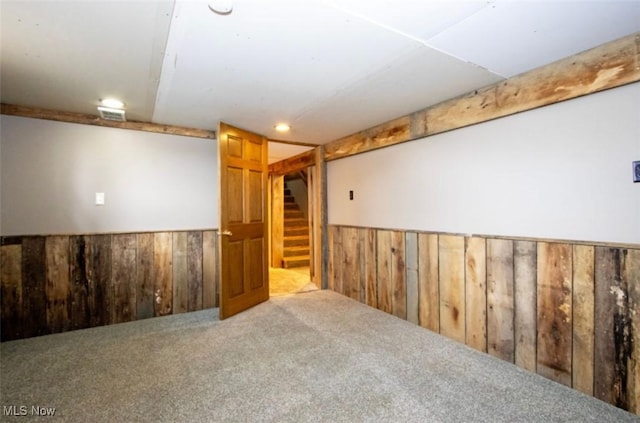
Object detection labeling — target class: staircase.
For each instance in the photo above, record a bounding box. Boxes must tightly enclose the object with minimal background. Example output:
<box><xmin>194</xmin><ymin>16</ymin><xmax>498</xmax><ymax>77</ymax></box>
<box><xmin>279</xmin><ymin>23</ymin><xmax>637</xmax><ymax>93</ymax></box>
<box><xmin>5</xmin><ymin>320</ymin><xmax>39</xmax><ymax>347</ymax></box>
<box><xmin>282</xmin><ymin>183</ymin><xmax>310</xmax><ymax>268</ymax></box>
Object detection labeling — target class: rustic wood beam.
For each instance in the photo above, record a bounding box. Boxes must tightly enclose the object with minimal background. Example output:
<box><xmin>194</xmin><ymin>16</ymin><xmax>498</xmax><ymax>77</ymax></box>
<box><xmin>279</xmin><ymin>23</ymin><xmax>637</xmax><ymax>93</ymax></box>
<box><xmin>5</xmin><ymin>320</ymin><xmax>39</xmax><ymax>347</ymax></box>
<box><xmin>324</xmin><ymin>32</ymin><xmax>640</xmax><ymax>161</ymax></box>
<box><xmin>0</xmin><ymin>104</ymin><xmax>216</xmax><ymax>140</ymax></box>
<box><xmin>268</xmin><ymin>149</ymin><xmax>316</xmax><ymax>176</ymax></box>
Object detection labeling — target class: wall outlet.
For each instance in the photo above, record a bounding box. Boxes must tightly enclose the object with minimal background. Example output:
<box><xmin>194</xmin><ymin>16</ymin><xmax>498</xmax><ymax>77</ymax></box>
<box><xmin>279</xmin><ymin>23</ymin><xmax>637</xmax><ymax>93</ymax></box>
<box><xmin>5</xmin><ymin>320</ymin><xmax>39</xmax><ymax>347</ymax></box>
<box><xmin>95</xmin><ymin>192</ymin><xmax>105</xmax><ymax>205</ymax></box>
<box><xmin>634</xmin><ymin>161</ymin><xmax>640</xmax><ymax>183</ymax></box>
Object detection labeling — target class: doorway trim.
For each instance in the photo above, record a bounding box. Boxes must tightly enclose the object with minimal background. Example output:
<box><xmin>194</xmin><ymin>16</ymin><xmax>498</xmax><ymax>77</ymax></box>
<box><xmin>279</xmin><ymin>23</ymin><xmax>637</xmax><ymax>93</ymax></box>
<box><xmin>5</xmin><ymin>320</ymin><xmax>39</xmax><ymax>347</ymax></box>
<box><xmin>268</xmin><ymin>146</ymin><xmax>327</xmax><ymax>289</ymax></box>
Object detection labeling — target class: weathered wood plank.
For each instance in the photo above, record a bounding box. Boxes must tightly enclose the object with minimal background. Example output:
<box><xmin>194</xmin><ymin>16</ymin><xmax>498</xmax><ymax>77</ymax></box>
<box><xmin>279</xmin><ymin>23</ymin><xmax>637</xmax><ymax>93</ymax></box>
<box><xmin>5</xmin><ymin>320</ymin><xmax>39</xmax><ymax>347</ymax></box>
<box><xmin>357</xmin><ymin>228</ymin><xmax>367</xmax><ymax>304</ymax></box>
<box><xmin>1</xmin><ymin>244</ymin><xmax>23</xmax><ymax>341</ymax></box>
<box><xmin>376</xmin><ymin>230</ymin><xmax>393</xmax><ymax>314</ymax></box>
<box><xmin>136</xmin><ymin>233</ymin><xmax>155</xmax><ymax>320</ymax></box>
<box><xmin>271</xmin><ymin>175</ymin><xmax>284</xmax><ymax>267</ymax></box>
<box><xmin>406</xmin><ymin>232</ymin><xmax>419</xmax><ymax>325</ymax></box>
<box><xmin>324</xmin><ymin>116</ymin><xmax>410</xmax><ymax>161</ymax></box>
<box><xmin>439</xmin><ymin>235</ymin><xmax>465</xmax><ymax>343</ymax></box>
<box><xmin>172</xmin><ymin>232</ymin><xmax>188</xmax><ymax>314</ymax></box>
<box><xmin>327</xmin><ymin>226</ymin><xmax>335</xmax><ymax>292</ymax></box>
<box><xmin>514</xmin><ymin>240</ymin><xmax>537</xmax><ymax>372</ymax></box>
<box><xmin>465</xmin><ymin>236</ymin><xmax>487</xmax><ymax>352</ymax></box>
<box><xmin>625</xmin><ymin>249</ymin><xmax>640</xmax><ymax>415</ymax></box>
<box><xmin>595</xmin><ymin>247</ymin><xmax>639</xmax><ymax>411</ymax></box>
<box><xmin>202</xmin><ymin>230</ymin><xmax>217</xmax><ymax>309</ymax></box>
<box><xmin>154</xmin><ymin>232</ymin><xmax>173</xmax><ymax>316</ymax></box>
<box><xmin>45</xmin><ymin>236</ymin><xmax>70</xmax><ymax>334</ymax></box>
<box><xmin>487</xmin><ymin>238</ymin><xmax>515</xmax><ymax>363</ymax></box>
<box><xmin>87</xmin><ymin>235</ymin><xmax>112</xmax><ymax>328</ymax></box>
<box><xmin>187</xmin><ymin>231</ymin><xmax>203</xmax><ymax>311</ymax></box>
<box><xmin>323</xmin><ymin>33</ymin><xmax>640</xmax><ymax>162</ymax></box>
<box><xmin>69</xmin><ymin>236</ymin><xmax>89</xmax><ymax>330</ymax></box>
<box><xmin>418</xmin><ymin>233</ymin><xmax>439</xmax><ymax>333</ymax></box>
<box><xmin>331</xmin><ymin>226</ymin><xmax>343</xmax><ymax>294</ymax></box>
<box><xmin>595</xmin><ymin>247</ymin><xmax>617</xmax><ymax>405</ymax></box>
<box><xmin>1</xmin><ymin>103</ymin><xmax>216</xmax><ymax>139</ymax></box>
<box><xmin>495</xmin><ymin>33</ymin><xmax>640</xmax><ymax>122</ymax></box>
<box><xmin>342</xmin><ymin>227</ymin><xmax>360</xmax><ymax>300</ymax></box>
<box><xmin>363</xmin><ymin>228</ymin><xmax>377</xmax><ymax>308</ymax></box>
<box><xmin>22</xmin><ymin>237</ymin><xmax>47</xmax><ymax>338</ymax></box>
<box><xmin>111</xmin><ymin>234</ymin><xmax>137</xmax><ymax>324</ymax></box>
<box><xmin>391</xmin><ymin>231</ymin><xmax>407</xmax><ymax>320</ymax></box>
<box><xmin>573</xmin><ymin>245</ymin><xmax>595</xmax><ymax>396</ymax></box>
<box><xmin>537</xmin><ymin>242</ymin><xmax>572</xmax><ymax>386</ymax></box>
<box><xmin>314</xmin><ymin>146</ymin><xmax>328</xmax><ymax>290</ymax></box>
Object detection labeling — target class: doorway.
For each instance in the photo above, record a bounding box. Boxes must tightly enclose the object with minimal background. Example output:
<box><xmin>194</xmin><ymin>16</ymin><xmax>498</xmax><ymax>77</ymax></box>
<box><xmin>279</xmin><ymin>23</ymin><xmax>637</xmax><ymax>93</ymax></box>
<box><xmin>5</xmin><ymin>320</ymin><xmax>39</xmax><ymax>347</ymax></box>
<box><xmin>269</xmin><ymin>171</ymin><xmax>315</xmax><ymax>296</ymax></box>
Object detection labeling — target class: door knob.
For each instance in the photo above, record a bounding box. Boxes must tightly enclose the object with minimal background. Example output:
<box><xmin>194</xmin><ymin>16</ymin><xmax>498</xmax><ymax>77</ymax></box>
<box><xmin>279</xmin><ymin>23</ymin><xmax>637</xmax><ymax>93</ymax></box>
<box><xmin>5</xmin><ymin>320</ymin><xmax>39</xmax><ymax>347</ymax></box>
<box><xmin>219</xmin><ymin>230</ymin><xmax>233</xmax><ymax>236</ymax></box>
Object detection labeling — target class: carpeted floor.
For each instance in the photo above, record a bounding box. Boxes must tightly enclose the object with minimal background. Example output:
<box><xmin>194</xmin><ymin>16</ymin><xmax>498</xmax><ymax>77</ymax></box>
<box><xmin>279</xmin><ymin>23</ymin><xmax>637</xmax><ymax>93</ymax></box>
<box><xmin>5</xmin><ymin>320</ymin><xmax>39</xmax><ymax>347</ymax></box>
<box><xmin>269</xmin><ymin>267</ymin><xmax>317</xmax><ymax>296</ymax></box>
<box><xmin>1</xmin><ymin>290</ymin><xmax>637</xmax><ymax>422</ymax></box>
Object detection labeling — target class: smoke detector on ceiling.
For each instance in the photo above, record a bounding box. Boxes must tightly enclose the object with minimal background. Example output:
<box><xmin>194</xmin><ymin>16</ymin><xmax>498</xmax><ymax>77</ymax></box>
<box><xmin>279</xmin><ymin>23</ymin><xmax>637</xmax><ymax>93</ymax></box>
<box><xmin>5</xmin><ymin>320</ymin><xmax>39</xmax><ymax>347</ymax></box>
<box><xmin>97</xmin><ymin>106</ymin><xmax>126</xmax><ymax>122</ymax></box>
<box><xmin>208</xmin><ymin>0</ymin><xmax>233</xmax><ymax>15</ymax></box>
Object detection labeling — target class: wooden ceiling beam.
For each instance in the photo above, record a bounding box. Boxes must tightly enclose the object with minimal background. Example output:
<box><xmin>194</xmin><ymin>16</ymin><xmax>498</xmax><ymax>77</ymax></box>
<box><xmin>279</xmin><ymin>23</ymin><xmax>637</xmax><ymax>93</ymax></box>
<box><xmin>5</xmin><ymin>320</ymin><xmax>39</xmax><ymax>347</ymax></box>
<box><xmin>268</xmin><ymin>149</ymin><xmax>316</xmax><ymax>176</ymax></box>
<box><xmin>0</xmin><ymin>104</ymin><xmax>216</xmax><ymax>140</ymax></box>
<box><xmin>324</xmin><ymin>32</ymin><xmax>640</xmax><ymax>162</ymax></box>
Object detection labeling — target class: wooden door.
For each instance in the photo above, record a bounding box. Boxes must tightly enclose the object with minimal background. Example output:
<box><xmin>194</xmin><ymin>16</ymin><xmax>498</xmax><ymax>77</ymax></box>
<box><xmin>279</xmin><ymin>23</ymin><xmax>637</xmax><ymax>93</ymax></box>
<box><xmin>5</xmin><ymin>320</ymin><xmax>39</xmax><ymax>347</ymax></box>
<box><xmin>218</xmin><ymin>122</ymin><xmax>269</xmax><ymax>319</ymax></box>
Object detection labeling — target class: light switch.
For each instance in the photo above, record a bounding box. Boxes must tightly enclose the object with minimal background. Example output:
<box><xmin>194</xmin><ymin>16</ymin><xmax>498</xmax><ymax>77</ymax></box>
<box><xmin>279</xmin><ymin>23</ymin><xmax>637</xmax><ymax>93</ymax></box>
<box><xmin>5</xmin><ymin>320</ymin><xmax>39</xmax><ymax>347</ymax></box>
<box><xmin>95</xmin><ymin>192</ymin><xmax>105</xmax><ymax>206</ymax></box>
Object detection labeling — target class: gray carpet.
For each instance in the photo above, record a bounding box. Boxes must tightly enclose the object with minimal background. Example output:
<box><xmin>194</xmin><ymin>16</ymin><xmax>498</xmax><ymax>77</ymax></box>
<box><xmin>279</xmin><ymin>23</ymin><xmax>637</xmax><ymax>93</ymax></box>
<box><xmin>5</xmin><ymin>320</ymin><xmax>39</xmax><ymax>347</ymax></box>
<box><xmin>1</xmin><ymin>290</ymin><xmax>637</xmax><ymax>422</ymax></box>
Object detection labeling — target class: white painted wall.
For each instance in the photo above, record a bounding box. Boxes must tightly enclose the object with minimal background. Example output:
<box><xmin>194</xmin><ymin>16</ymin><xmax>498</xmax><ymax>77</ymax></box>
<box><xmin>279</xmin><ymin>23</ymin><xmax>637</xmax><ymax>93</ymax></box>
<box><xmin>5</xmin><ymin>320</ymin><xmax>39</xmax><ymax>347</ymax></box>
<box><xmin>328</xmin><ymin>83</ymin><xmax>640</xmax><ymax>245</ymax></box>
<box><xmin>1</xmin><ymin>115</ymin><xmax>218</xmax><ymax>236</ymax></box>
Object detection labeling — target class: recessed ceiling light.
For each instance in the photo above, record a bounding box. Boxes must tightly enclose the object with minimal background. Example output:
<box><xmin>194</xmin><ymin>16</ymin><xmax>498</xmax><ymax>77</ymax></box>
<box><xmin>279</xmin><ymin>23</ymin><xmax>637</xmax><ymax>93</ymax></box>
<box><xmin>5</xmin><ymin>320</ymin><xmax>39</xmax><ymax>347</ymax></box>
<box><xmin>208</xmin><ymin>0</ymin><xmax>233</xmax><ymax>15</ymax></box>
<box><xmin>274</xmin><ymin>123</ymin><xmax>291</xmax><ymax>132</ymax></box>
<box><xmin>100</xmin><ymin>98</ymin><xmax>125</xmax><ymax>109</ymax></box>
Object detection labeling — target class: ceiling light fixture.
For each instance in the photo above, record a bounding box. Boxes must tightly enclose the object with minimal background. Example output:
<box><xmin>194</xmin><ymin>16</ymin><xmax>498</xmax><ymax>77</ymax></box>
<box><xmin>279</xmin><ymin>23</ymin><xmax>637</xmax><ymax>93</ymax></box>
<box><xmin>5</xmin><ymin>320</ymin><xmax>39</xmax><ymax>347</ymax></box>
<box><xmin>100</xmin><ymin>98</ymin><xmax>125</xmax><ymax>109</ymax></box>
<box><xmin>208</xmin><ymin>0</ymin><xmax>233</xmax><ymax>15</ymax></box>
<box><xmin>274</xmin><ymin>123</ymin><xmax>291</xmax><ymax>132</ymax></box>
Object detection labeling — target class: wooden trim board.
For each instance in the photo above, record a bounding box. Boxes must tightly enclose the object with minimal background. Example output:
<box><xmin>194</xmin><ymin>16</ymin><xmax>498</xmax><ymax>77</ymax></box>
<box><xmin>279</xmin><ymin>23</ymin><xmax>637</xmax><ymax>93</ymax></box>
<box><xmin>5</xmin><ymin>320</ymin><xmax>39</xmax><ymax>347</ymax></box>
<box><xmin>1</xmin><ymin>103</ymin><xmax>216</xmax><ymax>140</ymax></box>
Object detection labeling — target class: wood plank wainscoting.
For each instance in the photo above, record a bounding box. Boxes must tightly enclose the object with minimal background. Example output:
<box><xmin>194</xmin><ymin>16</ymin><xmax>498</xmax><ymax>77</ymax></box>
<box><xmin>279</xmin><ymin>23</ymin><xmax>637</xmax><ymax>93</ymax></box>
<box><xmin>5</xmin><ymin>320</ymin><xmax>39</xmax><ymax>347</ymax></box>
<box><xmin>328</xmin><ymin>225</ymin><xmax>640</xmax><ymax>415</ymax></box>
<box><xmin>0</xmin><ymin>230</ymin><xmax>219</xmax><ymax>342</ymax></box>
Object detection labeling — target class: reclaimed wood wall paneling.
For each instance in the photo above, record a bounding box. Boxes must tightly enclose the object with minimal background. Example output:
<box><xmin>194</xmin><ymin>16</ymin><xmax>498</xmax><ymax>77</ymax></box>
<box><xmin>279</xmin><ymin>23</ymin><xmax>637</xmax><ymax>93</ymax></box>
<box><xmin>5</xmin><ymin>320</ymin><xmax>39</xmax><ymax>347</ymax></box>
<box><xmin>112</xmin><ymin>234</ymin><xmax>137</xmax><ymax>324</ymax></box>
<box><xmin>136</xmin><ymin>233</ymin><xmax>155</xmax><ymax>320</ymax></box>
<box><xmin>418</xmin><ymin>233</ymin><xmax>439</xmax><ymax>332</ymax></box>
<box><xmin>45</xmin><ymin>236</ymin><xmax>71</xmax><ymax>334</ymax></box>
<box><xmin>326</xmin><ymin>224</ymin><xmax>640</xmax><ymax>415</ymax></box>
<box><xmin>0</xmin><ymin>230</ymin><xmax>219</xmax><ymax>342</ymax></box>
<box><xmin>465</xmin><ymin>237</ymin><xmax>487</xmax><ymax>352</ymax></box>
<box><xmin>486</xmin><ymin>238</ymin><xmax>514</xmax><ymax>362</ymax></box>
<box><xmin>572</xmin><ymin>245</ymin><xmax>595</xmax><ymax>395</ymax></box>
<box><xmin>1</xmin><ymin>245</ymin><xmax>23</xmax><ymax>341</ymax></box>
<box><xmin>536</xmin><ymin>242</ymin><xmax>573</xmax><ymax>386</ymax></box>
<box><xmin>514</xmin><ymin>240</ymin><xmax>537</xmax><ymax>372</ymax></box>
<box><xmin>438</xmin><ymin>235</ymin><xmax>465</xmax><ymax>343</ymax></box>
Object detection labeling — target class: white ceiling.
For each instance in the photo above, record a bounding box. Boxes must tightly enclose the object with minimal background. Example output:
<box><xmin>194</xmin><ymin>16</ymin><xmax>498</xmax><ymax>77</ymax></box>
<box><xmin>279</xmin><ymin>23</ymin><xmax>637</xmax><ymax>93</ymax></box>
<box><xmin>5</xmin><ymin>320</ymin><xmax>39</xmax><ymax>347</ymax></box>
<box><xmin>1</xmin><ymin>0</ymin><xmax>639</xmax><ymax>160</ymax></box>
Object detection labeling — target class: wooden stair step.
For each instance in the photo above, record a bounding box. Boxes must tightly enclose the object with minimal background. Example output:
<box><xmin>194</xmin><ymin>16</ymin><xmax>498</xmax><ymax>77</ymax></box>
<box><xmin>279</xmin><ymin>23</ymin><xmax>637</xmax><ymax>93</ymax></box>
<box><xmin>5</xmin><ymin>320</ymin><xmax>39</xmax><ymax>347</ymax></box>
<box><xmin>285</xmin><ymin>227</ymin><xmax>308</xmax><ymax>236</ymax></box>
<box><xmin>284</xmin><ymin>236</ymin><xmax>309</xmax><ymax>247</ymax></box>
<box><xmin>285</xmin><ymin>210</ymin><xmax>304</xmax><ymax>218</ymax></box>
<box><xmin>284</xmin><ymin>217</ymin><xmax>309</xmax><ymax>226</ymax></box>
<box><xmin>283</xmin><ymin>255</ymin><xmax>310</xmax><ymax>268</ymax></box>
<box><xmin>283</xmin><ymin>246</ymin><xmax>310</xmax><ymax>257</ymax></box>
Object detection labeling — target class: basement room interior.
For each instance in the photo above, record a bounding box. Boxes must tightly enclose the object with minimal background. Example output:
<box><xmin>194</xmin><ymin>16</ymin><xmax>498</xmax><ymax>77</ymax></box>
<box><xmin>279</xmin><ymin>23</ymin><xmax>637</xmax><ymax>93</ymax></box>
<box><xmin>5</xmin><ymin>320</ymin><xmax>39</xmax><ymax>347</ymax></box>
<box><xmin>1</xmin><ymin>1</ymin><xmax>639</xmax><ymax>421</ymax></box>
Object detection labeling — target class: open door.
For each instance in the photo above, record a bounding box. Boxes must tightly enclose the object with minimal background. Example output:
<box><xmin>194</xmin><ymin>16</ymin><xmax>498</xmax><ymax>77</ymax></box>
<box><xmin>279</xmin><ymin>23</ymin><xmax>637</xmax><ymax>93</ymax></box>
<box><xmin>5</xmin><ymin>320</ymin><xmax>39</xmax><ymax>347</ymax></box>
<box><xmin>218</xmin><ymin>122</ymin><xmax>269</xmax><ymax>319</ymax></box>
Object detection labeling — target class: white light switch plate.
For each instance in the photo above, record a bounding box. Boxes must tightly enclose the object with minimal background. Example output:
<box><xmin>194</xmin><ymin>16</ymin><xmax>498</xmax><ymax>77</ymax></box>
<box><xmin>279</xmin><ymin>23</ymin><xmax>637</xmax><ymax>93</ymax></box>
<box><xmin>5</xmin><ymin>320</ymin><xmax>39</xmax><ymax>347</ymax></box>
<box><xmin>95</xmin><ymin>192</ymin><xmax>105</xmax><ymax>205</ymax></box>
